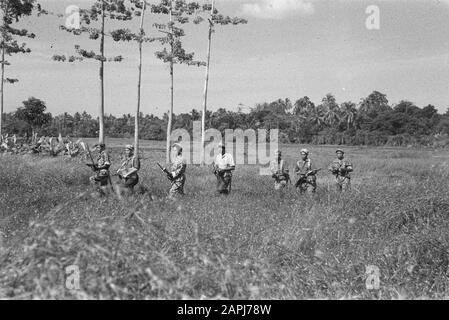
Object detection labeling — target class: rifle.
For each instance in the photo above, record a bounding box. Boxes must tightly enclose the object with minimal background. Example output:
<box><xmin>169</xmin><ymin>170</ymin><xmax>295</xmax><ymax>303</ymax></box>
<box><xmin>115</xmin><ymin>159</ymin><xmax>128</xmax><ymax>179</ymax></box>
<box><xmin>295</xmin><ymin>168</ymin><xmax>321</xmax><ymax>188</ymax></box>
<box><xmin>157</xmin><ymin>162</ymin><xmax>174</xmax><ymax>181</ymax></box>
<box><xmin>213</xmin><ymin>163</ymin><xmax>234</xmax><ymax>193</ymax></box>
<box><xmin>85</xmin><ymin>143</ymin><xmax>114</xmax><ymax>192</ymax></box>
<box><xmin>272</xmin><ymin>172</ymin><xmax>291</xmax><ymax>185</ymax></box>
<box><xmin>84</xmin><ymin>143</ymin><xmax>97</xmax><ymax>171</ymax></box>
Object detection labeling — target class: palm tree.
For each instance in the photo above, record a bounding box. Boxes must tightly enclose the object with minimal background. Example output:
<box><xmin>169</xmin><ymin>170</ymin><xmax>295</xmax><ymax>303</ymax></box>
<box><xmin>321</xmin><ymin>93</ymin><xmax>340</xmax><ymax>128</ymax></box>
<box><xmin>294</xmin><ymin>96</ymin><xmax>315</xmax><ymax>117</ymax></box>
<box><xmin>340</xmin><ymin>101</ymin><xmax>357</xmax><ymax>130</ymax></box>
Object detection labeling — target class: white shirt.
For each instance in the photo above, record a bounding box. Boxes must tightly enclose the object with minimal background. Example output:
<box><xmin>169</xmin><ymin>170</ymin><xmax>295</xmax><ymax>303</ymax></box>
<box><xmin>214</xmin><ymin>153</ymin><xmax>235</xmax><ymax>170</ymax></box>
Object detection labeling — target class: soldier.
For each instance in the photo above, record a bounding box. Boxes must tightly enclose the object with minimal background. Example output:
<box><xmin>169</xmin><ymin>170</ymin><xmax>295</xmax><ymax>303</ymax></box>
<box><xmin>167</xmin><ymin>143</ymin><xmax>187</xmax><ymax>199</ymax></box>
<box><xmin>213</xmin><ymin>142</ymin><xmax>235</xmax><ymax>195</ymax></box>
<box><xmin>270</xmin><ymin>150</ymin><xmax>290</xmax><ymax>191</ymax></box>
<box><xmin>295</xmin><ymin>148</ymin><xmax>318</xmax><ymax>194</ymax></box>
<box><xmin>116</xmin><ymin>144</ymin><xmax>140</xmax><ymax>192</ymax></box>
<box><xmin>87</xmin><ymin>143</ymin><xmax>111</xmax><ymax>193</ymax></box>
<box><xmin>329</xmin><ymin>149</ymin><xmax>353</xmax><ymax>192</ymax></box>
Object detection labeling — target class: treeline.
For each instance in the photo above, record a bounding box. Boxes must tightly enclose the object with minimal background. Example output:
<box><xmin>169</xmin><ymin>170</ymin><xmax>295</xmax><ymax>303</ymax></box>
<box><xmin>4</xmin><ymin>91</ymin><xmax>449</xmax><ymax>147</ymax></box>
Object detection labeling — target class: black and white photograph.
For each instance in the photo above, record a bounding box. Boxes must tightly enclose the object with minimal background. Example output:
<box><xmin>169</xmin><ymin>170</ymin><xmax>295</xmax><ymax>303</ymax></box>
<box><xmin>1</xmin><ymin>0</ymin><xmax>449</xmax><ymax>304</ymax></box>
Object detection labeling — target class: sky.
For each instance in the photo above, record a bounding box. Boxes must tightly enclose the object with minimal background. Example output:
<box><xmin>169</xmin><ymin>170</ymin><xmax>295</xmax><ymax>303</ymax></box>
<box><xmin>3</xmin><ymin>0</ymin><xmax>449</xmax><ymax>117</ymax></box>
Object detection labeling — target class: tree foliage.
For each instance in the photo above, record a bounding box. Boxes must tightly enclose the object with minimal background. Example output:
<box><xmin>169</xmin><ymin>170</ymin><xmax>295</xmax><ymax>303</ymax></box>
<box><xmin>4</xmin><ymin>91</ymin><xmax>449</xmax><ymax>147</ymax></box>
<box><xmin>15</xmin><ymin>97</ymin><xmax>51</xmax><ymax>134</ymax></box>
<box><xmin>0</xmin><ymin>0</ymin><xmax>42</xmax><ymax>84</ymax></box>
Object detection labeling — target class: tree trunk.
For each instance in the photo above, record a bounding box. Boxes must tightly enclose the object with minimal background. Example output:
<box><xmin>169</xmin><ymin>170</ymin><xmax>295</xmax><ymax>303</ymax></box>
<box><xmin>0</xmin><ymin>3</ymin><xmax>6</xmax><ymax>140</ymax></box>
<box><xmin>200</xmin><ymin>0</ymin><xmax>215</xmax><ymax>165</ymax></box>
<box><xmin>0</xmin><ymin>44</ymin><xmax>4</xmax><ymax>139</ymax></box>
<box><xmin>135</xmin><ymin>0</ymin><xmax>146</xmax><ymax>157</ymax></box>
<box><xmin>98</xmin><ymin>0</ymin><xmax>106</xmax><ymax>144</ymax></box>
<box><xmin>166</xmin><ymin>0</ymin><xmax>173</xmax><ymax>164</ymax></box>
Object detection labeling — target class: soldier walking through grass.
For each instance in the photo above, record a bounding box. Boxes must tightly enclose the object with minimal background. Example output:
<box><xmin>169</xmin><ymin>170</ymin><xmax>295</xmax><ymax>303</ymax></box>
<box><xmin>166</xmin><ymin>143</ymin><xmax>187</xmax><ymax>199</ymax></box>
<box><xmin>270</xmin><ymin>150</ymin><xmax>290</xmax><ymax>191</ymax></box>
<box><xmin>329</xmin><ymin>149</ymin><xmax>353</xmax><ymax>192</ymax></box>
<box><xmin>295</xmin><ymin>149</ymin><xmax>318</xmax><ymax>194</ymax></box>
<box><xmin>87</xmin><ymin>143</ymin><xmax>111</xmax><ymax>194</ymax></box>
<box><xmin>116</xmin><ymin>144</ymin><xmax>140</xmax><ymax>193</ymax></box>
<box><xmin>213</xmin><ymin>142</ymin><xmax>235</xmax><ymax>195</ymax></box>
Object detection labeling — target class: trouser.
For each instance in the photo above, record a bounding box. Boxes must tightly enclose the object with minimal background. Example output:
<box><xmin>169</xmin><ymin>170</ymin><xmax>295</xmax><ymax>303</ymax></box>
<box><xmin>169</xmin><ymin>177</ymin><xmax>185</xmax><ymax>198</ymax></box>
<box><xmin>298</xmin><ymin>177</ymin><xmax>317</xmax><ymax>194</ymax></box>
<box><xmin>90</xmin><ymin>174</ymin><xmax>109</xmax><ymax>187</ymax></box>
<box><xmin>274</xmin><ymin>180</ymin><xmax>288</xmax><ymax>191</ymax></box>
<box><xmin>122</xmin><ymin>175</ymin><xmax>139</xmax><ymax>190</ymax></box>
<box><xmin>89</xmin><ymin>173</ymin><xmax>110</xmax><ymax>195</ymax></box>
<box><xmin>335</xmin><ymin>177</ymin><xmax>351</xmax><ymax>192</ymax></box>
<box><xmin>216</xmin><ymin>174</ymin><xmax>232</xmax><ymax>194</ymax></box>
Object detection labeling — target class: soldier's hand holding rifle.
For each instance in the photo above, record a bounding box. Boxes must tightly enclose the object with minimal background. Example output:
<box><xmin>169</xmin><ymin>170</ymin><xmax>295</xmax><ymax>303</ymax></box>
<box><xmin>295</xmin><ymin>168</ymin><xmax>321</xmax><ymax>188</ymax></box>
<box><xmin>84</xmin><ymin>143</ymin><xmax>98</xmax><ymax>172</ymax></box>
<box><xmin>157</xmin><ymin>162</ymin><xmax>174</xmax><ymax>181</ymax></box>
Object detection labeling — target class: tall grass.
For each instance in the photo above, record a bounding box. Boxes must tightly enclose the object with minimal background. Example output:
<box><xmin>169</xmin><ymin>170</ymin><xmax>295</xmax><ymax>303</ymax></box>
<box><xmin>1</xmin><ymin>146</ymin><xmax>449</xmax><ymax>299</ymax></box>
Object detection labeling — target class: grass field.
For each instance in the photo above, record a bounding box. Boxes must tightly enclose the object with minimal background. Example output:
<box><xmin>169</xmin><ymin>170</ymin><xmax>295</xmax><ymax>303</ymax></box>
<box><xmin>1</xmin><ymin>141</ymin><xmax>449</xmax><ymax>299</ymax></box>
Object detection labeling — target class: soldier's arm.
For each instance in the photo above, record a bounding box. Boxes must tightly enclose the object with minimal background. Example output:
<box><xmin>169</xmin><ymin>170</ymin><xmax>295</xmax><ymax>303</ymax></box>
<box><xmin>123</xmin><ymin>158</ymin><xmax>140</xmax><ymax>178</ymax></box>
<box><xmin>171</xmin><ymin>160</ymin><xmax>187</xmax><ymax>179</ymax></box>
<box><xmin>227</xmin><ymin>155</ymin><xmax>236</xmax><ymax>171</ymax></box>
<box><xmin>97</xmin><ymin>152</ymin><xmax>111</xmax><ymax>170</ymax></box>
<box><xmin>307</xmin><ymin>160</ymin><xmax>313</xmax><ymax>171</ymax></box>
<box><xmin>345</xmin><ymin>161</ymin><xmax>353</xmax><ymax>173</ymax></box>
<box><xmin>134</xmin><ymin>157</ymin><xmax>141</xmax><ymax>171</ymax></box>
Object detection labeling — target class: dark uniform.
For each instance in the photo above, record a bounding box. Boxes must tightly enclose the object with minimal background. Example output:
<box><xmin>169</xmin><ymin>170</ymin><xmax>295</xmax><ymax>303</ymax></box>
<box><xmin>89</xmin><ymin>145</ymin><xmax>111</xmax><ymax>187</ymax></box>
<box><xmin>270</xmin><ymin>151</ymin><xmax>289</xmax><ymax>190</ymax></box>
<box><xmin>329</xmin><ymin>149</ymin><xmax>353</xmax><ymax>192</ymax></box>
<box><xmin>213</xmin><ymin>143</ymin><xmax>235</xmax><ymax>195</ymax></box>
<box><xmin>169</xmin><ymin>153</ymin><xmax>187</xmax><ymax>198</ymax></box>
<box><xmin>295</xmin><ymin>149</ymin><xmax>317</xmax><ymax>194</ymax></box>
<box><xmin>117</xmin><ymin>153</ymin><xmax>140</xmax><ymax>190</ymax></box>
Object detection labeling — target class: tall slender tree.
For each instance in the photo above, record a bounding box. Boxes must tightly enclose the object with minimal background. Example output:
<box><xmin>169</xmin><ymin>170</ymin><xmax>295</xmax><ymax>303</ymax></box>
<box><xmin>134</xmin><ymin>0</ymin><xmax>146</xmax><ymax>157</ymax></box>
<box><xmin>152</xmin><ymin>0</ymin><xmax>205</xmax><ymax>163</ymax></box>
<box><xmin>0</xmin><ymin>0</ymin><xmax>40</xmax><ymax>138</ymax></box>
<box><xmin>111</xmin><ymin>0</ymin><xmax>151</xmax><ymax>156</ymax></box>
<box><xmin>53</xmin><ymin>0</ymin><xmax>133</xmax><ymax>144</ymax></box>
<box><xmin>199</xmin><ymin>0</ymin><xmax>246</xmax><ymax>165</ymax></box>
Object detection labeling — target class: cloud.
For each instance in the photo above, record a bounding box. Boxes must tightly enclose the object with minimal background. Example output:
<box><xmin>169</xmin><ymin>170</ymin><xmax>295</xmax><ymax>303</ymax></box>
<box><xmin>241</xmin><ymin>0</ymin><xmax>315</xmax><ymax>19</ymax></box>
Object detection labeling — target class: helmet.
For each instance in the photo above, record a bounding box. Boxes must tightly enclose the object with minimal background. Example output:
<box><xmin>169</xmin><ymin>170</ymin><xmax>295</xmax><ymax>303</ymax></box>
<box><xmin>125</xmin><ymin>144</ymin><xmax>134</xmax><ymax>151</ymax></box>
<box><xmin>336</xmin><ymin>149</ymin><xmax>345</xmax><ymax>154</ymax></box>
<box><xmin>300</xmin><ymin>148</ymin><xmax>309</xmax><ymax>155</ymax></box>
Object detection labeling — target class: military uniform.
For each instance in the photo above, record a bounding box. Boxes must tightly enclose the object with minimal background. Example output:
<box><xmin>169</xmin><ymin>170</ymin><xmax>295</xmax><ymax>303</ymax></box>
<box><xmin>329</xmin><ymin>150</ymin><xmax>353</xmax><ymax>192</ymax></box>
<box><xmin>89</xmin><ymin>149</ymin><xmax>111</xmax><ymax>187</ymax></box>
<box><xmin>270</xmin><ymin>158</ymin><xmax>289</xmax><ymax>190</ymax></box>
<box><xmin>214</xmin><ymin>153</ymin><xmax>235</xmax><ymax>194</ymax></box>
<box><xmin>295</xmin><ymin>157</ymin><xmax>317</xmax><ymax>193</ymax></box>
<box><xmin>169</xmin><ymin>154</ymin><xmax>187</xmax><ymax>198</ymax></box>
<box><xmin>117</xmin><ymin>154</ymin><xmax>140</xmax><ymax>190</ymax></box>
